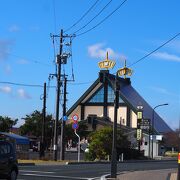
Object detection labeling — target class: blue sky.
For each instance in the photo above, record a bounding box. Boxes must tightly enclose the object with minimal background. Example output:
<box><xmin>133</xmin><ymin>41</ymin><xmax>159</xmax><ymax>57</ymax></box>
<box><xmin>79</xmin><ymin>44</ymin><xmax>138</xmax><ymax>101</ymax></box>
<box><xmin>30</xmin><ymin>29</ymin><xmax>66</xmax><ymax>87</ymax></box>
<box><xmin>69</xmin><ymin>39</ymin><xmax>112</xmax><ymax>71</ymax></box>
<box><xmin>0</xmin><ymin>0</ymin><xmax>179</xmax><ymax>130</ymax></box>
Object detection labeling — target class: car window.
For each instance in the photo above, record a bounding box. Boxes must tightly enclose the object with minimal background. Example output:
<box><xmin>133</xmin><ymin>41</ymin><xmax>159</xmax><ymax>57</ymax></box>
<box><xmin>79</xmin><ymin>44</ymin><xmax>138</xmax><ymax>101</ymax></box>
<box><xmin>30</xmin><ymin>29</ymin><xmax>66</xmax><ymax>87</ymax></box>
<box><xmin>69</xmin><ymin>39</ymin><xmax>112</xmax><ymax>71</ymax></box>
<box><xmin>0</xmin><ymin>143</ymin><xmax>11</xmax><ymax>155</ymax></box>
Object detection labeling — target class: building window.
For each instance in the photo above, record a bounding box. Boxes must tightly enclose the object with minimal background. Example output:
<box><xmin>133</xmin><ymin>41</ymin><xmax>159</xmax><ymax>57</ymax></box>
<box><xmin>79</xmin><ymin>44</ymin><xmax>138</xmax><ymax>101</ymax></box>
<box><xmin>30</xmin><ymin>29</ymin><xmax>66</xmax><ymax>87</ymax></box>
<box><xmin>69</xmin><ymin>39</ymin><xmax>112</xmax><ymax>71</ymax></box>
<box><xmin>107</xmin><ymin>85</ymin><xmax>124</xmax><ymax>103</ymax></box>
<box><xmin>89</xmin><ymin>87</ymin><xmax>104</xmax><ymax>103</ymax></box>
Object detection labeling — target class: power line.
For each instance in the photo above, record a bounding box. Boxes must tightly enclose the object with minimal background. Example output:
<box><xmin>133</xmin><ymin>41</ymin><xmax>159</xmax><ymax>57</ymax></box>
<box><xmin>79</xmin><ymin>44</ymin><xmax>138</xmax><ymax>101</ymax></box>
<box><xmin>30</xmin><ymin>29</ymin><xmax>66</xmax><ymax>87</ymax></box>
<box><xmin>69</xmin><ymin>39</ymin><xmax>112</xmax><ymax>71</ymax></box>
<box><xmin>128</xmin><ymin>32</ymin><xmax>180</xmax><ymax>67</ymax></box>
<box><xmin>69</xmin><ymin>81</ymin><xmax>94</xmax><ymax>85</ymax></box>
<box><xmin>7</xmin><ymin>52</ymin><xmax>51</xmax><ymax>66</ymax></box>
<box><xmin>52</xmin><ymin>0</ymin><xmax>57</xmax><ymax>34</ymax></box>
<box><xmin>73</xmin><ymin>0</ymin><xmax>112</xmax><ymax>35</ymax></box>
<box><xmin>76</xmin><ymin>0</ymin><xmax>128</xmax><ymax>37</ymax></box>
<box><xmin>0</xmin><ymin>81</ymin><xmax>55</xmax><ymax>88</ymax></box>
<box><xmin>64</xmin><ymin>0</ymin><xmax>101</xmax><ymax>33</ymax></box>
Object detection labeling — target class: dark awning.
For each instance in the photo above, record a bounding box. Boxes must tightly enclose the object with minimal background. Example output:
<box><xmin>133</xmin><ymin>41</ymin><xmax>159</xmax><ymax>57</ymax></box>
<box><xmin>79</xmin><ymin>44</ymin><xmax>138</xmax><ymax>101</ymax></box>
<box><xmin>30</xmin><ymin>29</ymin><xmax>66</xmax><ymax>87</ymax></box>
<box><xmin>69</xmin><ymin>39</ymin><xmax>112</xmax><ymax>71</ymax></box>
<box><xmin>0</xmin><ymin>132</ymin><xmax>29</xmax><ymax>145</ymax></box>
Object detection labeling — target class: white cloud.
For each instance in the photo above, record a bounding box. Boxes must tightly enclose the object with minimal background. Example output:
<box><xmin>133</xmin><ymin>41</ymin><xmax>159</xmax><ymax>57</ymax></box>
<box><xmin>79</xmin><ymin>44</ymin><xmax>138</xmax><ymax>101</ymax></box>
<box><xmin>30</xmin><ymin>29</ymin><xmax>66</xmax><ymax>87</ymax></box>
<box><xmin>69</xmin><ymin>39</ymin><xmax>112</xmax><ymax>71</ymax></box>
<box><xmin>150</xmin><ymin>86</ymin><xmax>177</xmax><ymax>97</ymax></box>
<box><xmin>8</xmin><ymin>25</ymin><xmax>20</xmax><ymax>32</ymax></box>
<box><xmin>0</xmin><ymin>39</ymin><xmax>13</xmax><ymax>61</ymax></box>
<box><xmin>5</xmin><ymin>65</ymin><xmax>11</xmax><ymax>74</ymax></box>
<box><xmin>17</xmin><ymin>59</ymin><xmax>29</xmax><ymax>65</ymax></box>
<box><xmin>17</xmin><ymin>89</ymin><xmax>31</xmax><ymax>99</ymax></box>
<box><xmin>0</xmin><ymin>86</ymin><xmax>12</xmax><ymax>94</ymax></box>
<box><xmin>29</xmin><ymin>26</ymin><xmax>40</xmax><ymax>31</ymax></box>
<box><xmin>88</xmin><ymin>43</ymin><xmax>126</xmax><ymax>61</ymax></box>
<box><xmin>153</xmin><ymin>52</ymin><xmax>180</xmax><ymax>62</ymax></box>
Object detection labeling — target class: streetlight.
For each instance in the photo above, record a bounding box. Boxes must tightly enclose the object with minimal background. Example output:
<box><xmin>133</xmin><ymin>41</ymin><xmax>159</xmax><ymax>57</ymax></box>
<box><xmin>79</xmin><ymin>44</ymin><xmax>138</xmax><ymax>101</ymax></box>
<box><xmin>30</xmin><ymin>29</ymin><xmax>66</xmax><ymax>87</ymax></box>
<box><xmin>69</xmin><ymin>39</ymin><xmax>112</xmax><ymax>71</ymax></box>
<box><xmin>151</xmin><ymin>103</ymin><xmax>168</xmax><ymax>159</ymax></box>
<box><xmin>98</xmin><ymin>54</ymin><xmax>132</xmax><ymax>178</ymax></box>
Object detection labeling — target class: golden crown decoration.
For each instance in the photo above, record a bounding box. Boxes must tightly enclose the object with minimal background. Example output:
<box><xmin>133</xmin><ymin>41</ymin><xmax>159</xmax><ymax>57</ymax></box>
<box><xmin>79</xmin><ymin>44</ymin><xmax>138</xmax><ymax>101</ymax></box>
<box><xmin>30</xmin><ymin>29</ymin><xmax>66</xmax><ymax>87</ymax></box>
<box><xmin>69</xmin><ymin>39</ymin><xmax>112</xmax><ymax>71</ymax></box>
<box><xmin>117</xmin><ymin>59</ymin><xmax>133</xmax><ymax>78</ymax></box>
<box><xmin>98</xmin><ymin>52</ymin><xmax>116</xmax><ymax>70</ymax></box>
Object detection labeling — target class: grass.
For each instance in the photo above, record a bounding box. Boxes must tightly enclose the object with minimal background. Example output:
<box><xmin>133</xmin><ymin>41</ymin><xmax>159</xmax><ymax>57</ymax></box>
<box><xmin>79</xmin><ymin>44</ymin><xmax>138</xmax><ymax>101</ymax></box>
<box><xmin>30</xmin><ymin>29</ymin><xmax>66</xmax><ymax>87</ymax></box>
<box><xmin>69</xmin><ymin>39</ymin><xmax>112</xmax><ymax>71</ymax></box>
<box><xmin>18</xmin><ymin>159</ymin><xmax>68</xmax><ymax>164</ymax></box>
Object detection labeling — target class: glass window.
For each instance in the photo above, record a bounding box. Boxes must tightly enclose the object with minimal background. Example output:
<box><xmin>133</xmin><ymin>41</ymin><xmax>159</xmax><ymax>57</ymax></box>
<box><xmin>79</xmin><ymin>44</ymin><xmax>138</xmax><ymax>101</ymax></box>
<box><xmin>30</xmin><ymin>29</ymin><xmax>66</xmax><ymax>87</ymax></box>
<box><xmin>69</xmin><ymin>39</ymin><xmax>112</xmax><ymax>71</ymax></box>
<box><xmin>0</xmin><ymin>144</ymin><xmax>11</xmax><ymax>155</ymax></box>
<box><xmin>89</xmin><ymin>87</ymin><xmax>104</xmax><ymax>103</ymax></box>
<box><xmin>107</xmin><ymin>85</ymin><xmax>124</xmax><ymax>103</ymax></box>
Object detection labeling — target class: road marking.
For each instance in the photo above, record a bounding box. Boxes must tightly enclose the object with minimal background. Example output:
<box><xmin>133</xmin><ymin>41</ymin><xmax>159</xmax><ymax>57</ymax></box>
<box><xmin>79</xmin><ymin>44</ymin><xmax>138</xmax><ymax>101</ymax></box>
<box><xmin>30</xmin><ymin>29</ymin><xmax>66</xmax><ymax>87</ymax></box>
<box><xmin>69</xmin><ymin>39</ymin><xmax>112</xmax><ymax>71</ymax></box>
<box><xmin>21</xmin><ymin>173</ymin><xmax>90</xmax><ymax>179</ymax></box>
<box><xmin>20</xmin><ymin>170</ymin><xmax>54</xmax><ymax>174</ymax></box>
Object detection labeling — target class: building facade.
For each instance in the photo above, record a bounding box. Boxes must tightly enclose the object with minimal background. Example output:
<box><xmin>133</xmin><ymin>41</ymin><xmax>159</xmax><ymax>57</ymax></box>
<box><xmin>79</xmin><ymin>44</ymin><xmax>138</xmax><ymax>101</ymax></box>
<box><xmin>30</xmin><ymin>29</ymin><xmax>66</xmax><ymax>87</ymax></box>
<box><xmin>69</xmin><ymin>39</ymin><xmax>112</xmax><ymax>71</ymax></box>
<box><xmin>66</xmin><ymin>69</ymin><xmax>172</xmax><ymax>157</ymax></box>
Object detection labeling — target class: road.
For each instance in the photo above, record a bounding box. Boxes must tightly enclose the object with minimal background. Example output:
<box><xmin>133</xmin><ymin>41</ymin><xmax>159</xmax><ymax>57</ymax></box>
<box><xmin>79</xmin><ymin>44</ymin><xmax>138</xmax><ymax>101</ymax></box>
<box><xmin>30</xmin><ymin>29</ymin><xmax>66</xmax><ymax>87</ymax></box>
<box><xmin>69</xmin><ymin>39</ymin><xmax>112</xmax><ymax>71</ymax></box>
<box><xmin>17</xmin><ymin>160</ymin><xmax>177</xmax><ymax>180</ymax></box>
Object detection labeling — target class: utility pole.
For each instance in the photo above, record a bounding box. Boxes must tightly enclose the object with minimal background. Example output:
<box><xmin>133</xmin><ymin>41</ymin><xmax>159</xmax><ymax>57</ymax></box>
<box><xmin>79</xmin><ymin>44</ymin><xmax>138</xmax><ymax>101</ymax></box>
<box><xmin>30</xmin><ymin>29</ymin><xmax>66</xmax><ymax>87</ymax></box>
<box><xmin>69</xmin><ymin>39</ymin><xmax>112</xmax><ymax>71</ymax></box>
<box><xmin>53</xmin><ymin>29</ymin><xmax>63</xmax><ymax>161</ymax></box>
<box><xmin>40</xmin><ymin>82</ymin><xmax>46</xmax><ymax>158</ymax></box>
<box><xmin>60</xmin><ymin>76</ymin><xmax>67</xmax><ymax>160</ymax></box>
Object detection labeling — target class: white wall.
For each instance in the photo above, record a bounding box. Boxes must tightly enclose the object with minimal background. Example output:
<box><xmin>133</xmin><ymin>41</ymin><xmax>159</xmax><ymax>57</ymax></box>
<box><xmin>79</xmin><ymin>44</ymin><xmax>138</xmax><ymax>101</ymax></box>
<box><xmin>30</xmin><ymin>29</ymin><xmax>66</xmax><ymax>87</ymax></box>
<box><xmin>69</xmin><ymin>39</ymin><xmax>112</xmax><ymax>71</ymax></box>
<box><xmin>131</xmin><ymin>110</ymin><xmax>137</xmax><ymax>128</ymax></box>
<box><xmin>107</xmin><ymin>106</ymin><xmax>127</xmax><ymax>125</ymax></box>
<box><xmin>84</xmin><ymin>106</ymin><xmax>103</xmax><ymax>119</ymax></box>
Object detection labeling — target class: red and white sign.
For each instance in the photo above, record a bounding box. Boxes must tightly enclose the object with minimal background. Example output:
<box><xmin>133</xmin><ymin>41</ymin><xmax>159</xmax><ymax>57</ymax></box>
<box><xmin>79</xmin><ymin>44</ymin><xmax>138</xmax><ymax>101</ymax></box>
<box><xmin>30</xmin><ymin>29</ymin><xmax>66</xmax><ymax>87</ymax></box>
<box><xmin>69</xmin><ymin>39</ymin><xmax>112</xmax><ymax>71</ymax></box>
<box><xmin>72</xmin><ymin>114</ymin><xmax>79</xmax><ymax>122</ymax></box>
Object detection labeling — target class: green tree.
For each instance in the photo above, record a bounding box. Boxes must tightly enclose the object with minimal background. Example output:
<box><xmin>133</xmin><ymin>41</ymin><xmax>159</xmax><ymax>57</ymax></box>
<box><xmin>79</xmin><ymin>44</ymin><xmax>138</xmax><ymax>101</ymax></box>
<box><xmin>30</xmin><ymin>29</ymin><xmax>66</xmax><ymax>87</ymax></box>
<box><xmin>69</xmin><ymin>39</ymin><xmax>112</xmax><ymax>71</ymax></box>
<box><xmin>64</xmin><ymin>121</ymin><xmax>89</xmax><ymax>145</ymax></box>
<box><xmin>19</xmin><ymin>110</ymin><xmax>55</xmax><ymax>148</ymax></box>
<box><xmin>87</xmin><ymin>127</ymin><xmax>130</xmax><ymax>160</ymax></box>
<box><xmin>0</xmin><ymin>116</ymin><xmax>18</xmax><ymax>132</ymax></box>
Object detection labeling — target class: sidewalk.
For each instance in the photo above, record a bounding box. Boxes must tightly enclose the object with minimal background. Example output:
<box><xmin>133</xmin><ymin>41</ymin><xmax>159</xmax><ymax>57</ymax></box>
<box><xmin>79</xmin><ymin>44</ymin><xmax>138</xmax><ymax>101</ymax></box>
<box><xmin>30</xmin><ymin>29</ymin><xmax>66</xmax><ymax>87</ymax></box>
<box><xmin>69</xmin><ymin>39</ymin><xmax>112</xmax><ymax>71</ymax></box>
<box><xmin>109</xmin><ymin>169</ymin><xmax>177</xmax><ymax>180</ymax></box>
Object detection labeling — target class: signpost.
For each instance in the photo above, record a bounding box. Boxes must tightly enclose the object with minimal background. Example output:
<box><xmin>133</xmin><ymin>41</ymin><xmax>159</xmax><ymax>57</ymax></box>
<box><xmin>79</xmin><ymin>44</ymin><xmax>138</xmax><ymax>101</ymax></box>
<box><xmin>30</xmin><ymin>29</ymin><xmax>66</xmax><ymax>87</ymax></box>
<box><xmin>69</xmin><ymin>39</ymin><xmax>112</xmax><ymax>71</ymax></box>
<box><xmin>71</xmin><ymin>114</ymin><xmax>80</xmax><ymax>162</ymax></box>
<box><xmin>74</xmin><ymin>129</ymin><xmax>80</xmax><ymax>162</ymax></box>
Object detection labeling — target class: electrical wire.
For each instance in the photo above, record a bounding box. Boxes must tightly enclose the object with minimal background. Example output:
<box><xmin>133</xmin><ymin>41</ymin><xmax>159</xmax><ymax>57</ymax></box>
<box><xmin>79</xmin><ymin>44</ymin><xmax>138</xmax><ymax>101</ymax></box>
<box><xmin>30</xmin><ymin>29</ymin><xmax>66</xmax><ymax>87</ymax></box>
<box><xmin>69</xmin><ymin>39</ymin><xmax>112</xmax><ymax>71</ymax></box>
<box><xmin>69</xmin><ymin>81</ymin><xmax>94</xmax><ymax>85</ymax></box>
<box><xmin>128</xmin><ymin>32</ymin><xmax>180</xmax><ymax>67</ymax></box>
<box><xmin>64</xmin><ymin>0</ymin><xmax>101</xmax><ymax>33</ymax></box>
<box><xmin>52</xmin><ymin>0</ymin><xmax>57</xmax><ymax>34</ymax></box>
<box><xmin>76</xmin><ymin>0</ymin><xmax>128</xmax><ymax>37</ymax></box>
<box><xmin>0</xmin><ymin>81</ymin><xmax>55</xmax><ymax>88</ymax></box>
<box><xmin>73</xmin><ymin>0</ymin><xmax>112</xmax><ymax>35</ymax></box>
<box><xmin>7</xmin><ymin>52</ymin><xmax>51</xmax><ymax>66</ymax></box>
<box><xmin>70</xmin><ymin>38</ymin><xmax>75</xmax><ymax>81</ymax></box>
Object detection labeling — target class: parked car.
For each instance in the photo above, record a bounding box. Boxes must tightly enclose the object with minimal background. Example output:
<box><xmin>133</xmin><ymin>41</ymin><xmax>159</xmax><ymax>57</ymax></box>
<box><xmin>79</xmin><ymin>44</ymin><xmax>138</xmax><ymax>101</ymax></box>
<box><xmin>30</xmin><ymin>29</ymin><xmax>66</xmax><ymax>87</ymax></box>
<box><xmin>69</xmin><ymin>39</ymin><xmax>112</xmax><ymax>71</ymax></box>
<box><xmin>0</xmin><ymin>141</ymin><xmax>18</xmax><ymax>180</ymax></box>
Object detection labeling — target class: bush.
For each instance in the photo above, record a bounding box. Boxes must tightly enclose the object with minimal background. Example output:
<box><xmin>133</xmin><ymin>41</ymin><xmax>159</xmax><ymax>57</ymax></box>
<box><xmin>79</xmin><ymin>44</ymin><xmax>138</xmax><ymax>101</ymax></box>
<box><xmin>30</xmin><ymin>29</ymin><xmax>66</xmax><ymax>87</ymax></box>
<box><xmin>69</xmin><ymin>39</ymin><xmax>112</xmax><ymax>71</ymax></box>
<box><xmin>117</xmin><ymin>148</ymin><xmax>145</xmax><ymax>160</ymax></box>
<box><xmin>164</xmin><ymin>151</ymin><xmax>178</xmax><ymax>157</ymax></box>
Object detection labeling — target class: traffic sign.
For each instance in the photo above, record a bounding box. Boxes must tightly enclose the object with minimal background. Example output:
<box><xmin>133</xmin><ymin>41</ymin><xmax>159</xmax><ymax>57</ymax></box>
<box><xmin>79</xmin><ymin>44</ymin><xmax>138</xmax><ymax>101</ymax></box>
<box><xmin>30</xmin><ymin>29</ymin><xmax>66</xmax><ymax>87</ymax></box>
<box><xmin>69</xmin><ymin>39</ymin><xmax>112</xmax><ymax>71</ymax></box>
<box><xmin>140</xmin><ymin>119</ymin><xmax>150</xmax><ymax>130</ymax></box>
<box><xmin>72</xmin><ymin>114</ymin><xmax>79</xmax><ymax>122</ymax></box>
<box><xmin>137</xmin><ymin>129</ymin><xmax>142</xmax><ymax>140</ymax></box>
<box><xmin>63</xmin><ymin>115</ymin><xmax>68</xmax><ymax>121</ymax></box>
<box><xmin>72</xmin><ymin>123</ymin><xmax>79</xmax><ymax>130</ymax></box>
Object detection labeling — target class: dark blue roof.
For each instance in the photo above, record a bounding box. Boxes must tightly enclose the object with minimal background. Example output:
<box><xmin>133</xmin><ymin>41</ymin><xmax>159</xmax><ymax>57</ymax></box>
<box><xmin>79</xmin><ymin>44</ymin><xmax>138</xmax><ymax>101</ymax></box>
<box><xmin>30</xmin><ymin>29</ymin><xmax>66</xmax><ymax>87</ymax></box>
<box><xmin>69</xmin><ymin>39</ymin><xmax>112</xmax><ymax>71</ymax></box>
<box><xmin>67</xmin><ymin>71</ymin><xmax>172</xmax><ymax>134</ymax></box>
<box><xmin>0</xmin><ymin>132</ymin><xmax>29</xmax><ymax>145</ymax></box>
<box><xmin>121</xmin><ymin>85</ymin><xmax>172</xmax><ymax>133</ymax></box>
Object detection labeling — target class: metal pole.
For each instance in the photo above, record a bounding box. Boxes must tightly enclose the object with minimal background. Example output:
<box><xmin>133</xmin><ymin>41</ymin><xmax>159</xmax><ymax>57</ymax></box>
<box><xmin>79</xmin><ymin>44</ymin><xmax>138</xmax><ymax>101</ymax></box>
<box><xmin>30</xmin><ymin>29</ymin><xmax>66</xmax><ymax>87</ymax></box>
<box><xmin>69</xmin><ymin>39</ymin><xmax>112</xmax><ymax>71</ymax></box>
<box><xmin>74</xmin><ymin>129</ymin><xmax>80</xmax><ymax>162</ymax></box>
<box><xmin>177</xmin><ymin>118</ymin><xmax>180</xmax><ymax>180</ymax></box>
<box><xmin>151</xmin><ymin>103</ymin><xmax>168</xmax><ymax>159</ymax></box>
<box><xmin>53</xmin><ymin>29</ymin><xmax>63</xmax><ymax>161</ymax></box>
<box><xmin>60</xmin><ymin>77</ymin><xmax>67</xmax><ymax>160</ymax></box>
<box><xmin>148</xmin><ymin>121</ymin><xmax>151</xmax><ymax>159</ymax></box>
<box><xmin>151</xmin><ymin>109</ymin><xmax>155</xmax><ymax>159</ymax></box>
<box><xmin>111</xmin><ymin>73</ymin><xmax>119</xmax><ymax>178</ymax></box>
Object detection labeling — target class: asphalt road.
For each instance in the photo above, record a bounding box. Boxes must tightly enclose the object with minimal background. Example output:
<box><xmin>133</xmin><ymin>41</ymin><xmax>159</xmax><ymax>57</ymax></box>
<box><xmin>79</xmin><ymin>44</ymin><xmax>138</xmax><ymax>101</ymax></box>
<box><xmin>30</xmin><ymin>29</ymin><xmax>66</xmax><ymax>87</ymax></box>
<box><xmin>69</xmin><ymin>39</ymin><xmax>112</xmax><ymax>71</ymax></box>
<box><xmin>17</xmin><ymin>160</ymin><xmax>177</xmax><ymax>180</ymax></box>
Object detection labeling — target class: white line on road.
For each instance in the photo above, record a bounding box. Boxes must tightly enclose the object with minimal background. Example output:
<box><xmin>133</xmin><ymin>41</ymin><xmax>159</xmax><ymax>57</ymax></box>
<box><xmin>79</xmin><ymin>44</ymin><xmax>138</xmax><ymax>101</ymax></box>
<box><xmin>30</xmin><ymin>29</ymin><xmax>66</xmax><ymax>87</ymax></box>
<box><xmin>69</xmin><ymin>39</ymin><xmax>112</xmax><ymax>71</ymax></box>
<box><xmin>20</xmin><ymin>170</ymin><xmax>54</xmax><ymax>174</ymax></box>
<box><xmin>21</xmin><ymin>173</ymin><xmax>90</xmax><ymax>179</ymax></box>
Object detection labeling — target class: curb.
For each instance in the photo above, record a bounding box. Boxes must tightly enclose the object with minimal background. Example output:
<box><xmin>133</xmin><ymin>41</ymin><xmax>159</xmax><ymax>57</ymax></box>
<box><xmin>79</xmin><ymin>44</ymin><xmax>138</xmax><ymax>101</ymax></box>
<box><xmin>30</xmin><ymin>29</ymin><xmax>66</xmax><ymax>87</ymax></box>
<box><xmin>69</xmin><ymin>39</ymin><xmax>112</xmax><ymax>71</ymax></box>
<box><xmin>18</xmin><ymin>163</ymin><xmax>35</xmax><ymax>166</ymax></box>
<box><xmin>18</xmin><ymin>158</ymin><xmax>176</xmax><ymax>166</ymax></box>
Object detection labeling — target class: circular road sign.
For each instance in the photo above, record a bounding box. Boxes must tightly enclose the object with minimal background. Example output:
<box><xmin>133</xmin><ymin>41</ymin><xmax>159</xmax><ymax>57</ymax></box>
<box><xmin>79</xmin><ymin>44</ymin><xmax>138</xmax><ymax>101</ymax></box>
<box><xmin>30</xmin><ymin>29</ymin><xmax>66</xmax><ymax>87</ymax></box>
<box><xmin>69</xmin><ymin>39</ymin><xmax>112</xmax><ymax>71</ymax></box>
<box><xmin>72</xmin><ymin>123</ymin><xmax>79</xmax><ymax>130</ymax></box>
<box><xmin>72</xmin><ymin>114</ymin><xmax>79</xmax><ymax>122</ymax></box>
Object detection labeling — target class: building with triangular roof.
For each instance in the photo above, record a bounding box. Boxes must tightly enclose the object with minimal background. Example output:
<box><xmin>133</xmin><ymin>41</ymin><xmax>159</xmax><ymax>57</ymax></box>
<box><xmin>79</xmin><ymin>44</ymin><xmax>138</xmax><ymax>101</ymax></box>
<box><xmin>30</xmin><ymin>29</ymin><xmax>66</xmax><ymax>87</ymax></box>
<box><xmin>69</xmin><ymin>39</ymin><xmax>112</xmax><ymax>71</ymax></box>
<box><xmin>66</xmin><ymin>55</ymin><xmax>171</xmax><ymax>158</ymax></box>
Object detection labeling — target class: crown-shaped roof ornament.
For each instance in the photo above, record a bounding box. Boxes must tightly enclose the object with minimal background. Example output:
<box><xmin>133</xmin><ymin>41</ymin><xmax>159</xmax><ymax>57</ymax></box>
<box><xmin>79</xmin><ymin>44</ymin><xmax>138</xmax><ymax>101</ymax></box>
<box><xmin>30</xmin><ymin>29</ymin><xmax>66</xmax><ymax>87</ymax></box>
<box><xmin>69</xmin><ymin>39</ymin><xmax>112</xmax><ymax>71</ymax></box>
<box><xmin>117</xmin><ymin>59</ymin><xmax>133</xmax><ymax>78</ymax></box>
<box><xmin>98</xmin><ymin>52</ymin><xmax>116</xmax><ymax>70</ymax></box>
